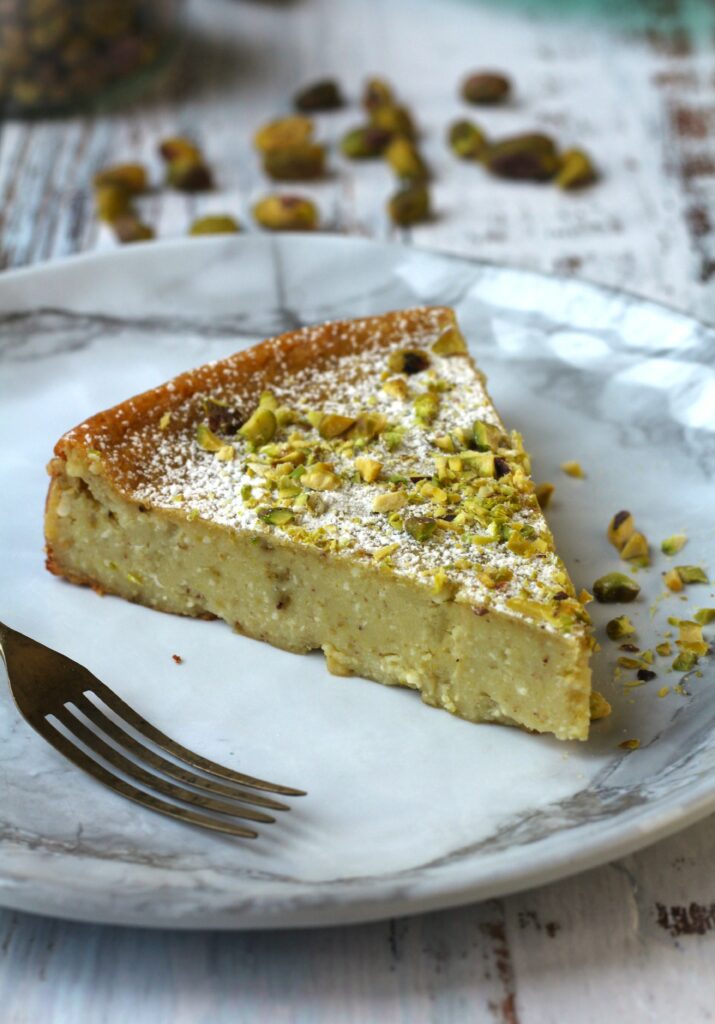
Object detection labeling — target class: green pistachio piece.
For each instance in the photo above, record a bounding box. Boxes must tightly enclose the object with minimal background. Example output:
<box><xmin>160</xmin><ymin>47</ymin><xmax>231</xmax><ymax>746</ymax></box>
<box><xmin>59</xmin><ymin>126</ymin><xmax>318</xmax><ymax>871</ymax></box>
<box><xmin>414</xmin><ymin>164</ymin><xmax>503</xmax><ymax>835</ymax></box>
<box><xmin>431</xmin><ymin>325</ymin><xmax>468</xmax><ymax>355</ymax></box>
<box><xmin>239</xmin><ymin>407</ymin><xmax>277</xmax><ymax>446</ymax></box>
<box><xmin>461</xmin><ymin>71</ymin><xmax>511</xmax><ymax>105</ymax></box>
<box><xmin>472</xmin><ymin>419</ymin><xmax>503</xmax><ymax>452</ymax></box>
<box><xmin>388</xmin><ymin>182</ymin><xmax>430</xmax><ymax>226</ymax></box>
<box><xmin>606</xmin><ymin>615</ymin><xmax>636</xmax><ymax>641</ymax></box>
<box><xmin>196</xmin><ymin>422</ymin><xmax>224</xmax><ymax>452</ymax></box>
<box><xmin>448</xmin><ymin>119</ymin><xmax>488</xmax><ymax>160</ymax></box>
<box><xmin>159</xmin><ymin>137</ymin><xmax>203</xmax><ymax>163</ymax></box>
<box><xmin>252</xmin><ymin>194</ymin><xmax>318</xmax><ymax>231</ymax></box>
<box><xmin>405</xmin><ymin>516</ymin><xmax>437</xmax><ymax>542</ymax></box>
<box><xmin>593</xmin><ymin>572</ymin><xmax>641</xmax><ymax>604</ymax></box>
<box><xmin>484</xmin><ymin>133</ymin><xmax>559</xmax><ymax>181</ymax></box>
<box><xmin>262</xmin><ymin>143</ymin><xmax>326</xmax><ymax>181</ymax></box>
<box><xmin>672</xmin><ymin>651</ymin><xmax>699</xmax><ymax>672</ymax></box>
<box><xmin>258</xmin><ymin>507</ymin><xmax>295</xmax><ymax>527</ymax></box>
<box><xmin>369</xmin><ymin>103</ymin><xmax>416</xmax><ymax>139</ymax></box>
<box><xmin>94</xmin><ymin>163</ymin><xmax>147</xmax><ymax>194</ymax></box>
<box><xmin>661</xmin><ymin>533</ymin><xmax>687</xmax><ymax>556</ymax></box>
<box><xmin>362</xmin><ymin>77</ymin><xmax>394</xmax><ymax>112</ymax></box>
<box><xmin>166</xmin><ymin>158</ymin><xmax>213</xmax><ymax>192</ymax></box>
<box><xmin>294</xmin><ymin>78</ymin><xmax>344</xmax><ymax>112</ymax></box>
<box><xmin>414</xmin><ymin>392</ymin><xmax>440</xmax><ymax>425</ymax></box>
<box><xmin>318</xmin><ymin>413</ymin><xmax>356</xmax><ymax>439</ymax></box>
<box><xmin>94</xmin><ymin>183</ymin><xmax>132</xmax><ymax>223</ymax></box>
<box><xmin>253</xmin><ymin>117</ymin><xmax>313</xmax><ymax>153</ymax></box>
<box><xmin>676</xmin><ymin>565</ymin><xmax>709</xmax><ymax>584</ymax></box>
<box><xmin>112</xmin><ymin>213</ymin><xmax>154</xmax><ymax>244</ymax></box>
<box><xmin>695</xmin><ymin>608</ymin><xmax>715</xmax><ymax>625</ymax></box>
<box><xmin>555</xmin><ymin>148</ymin><xmax>597</xmax><ymax>190</ymax></box>
<box><xmin>385</xmin><ymin>137</ymin><xmax>429</xmax><ymax>182</ymax></box>
<box><xmin>189</xmin><ymin>215</ymin><xmax>240</xmax><ymax>236</ymax></box>
<box><xmin>340</xmin><ymin>125</ymin><xmax>392</xmax><ymax>159</ymax></box>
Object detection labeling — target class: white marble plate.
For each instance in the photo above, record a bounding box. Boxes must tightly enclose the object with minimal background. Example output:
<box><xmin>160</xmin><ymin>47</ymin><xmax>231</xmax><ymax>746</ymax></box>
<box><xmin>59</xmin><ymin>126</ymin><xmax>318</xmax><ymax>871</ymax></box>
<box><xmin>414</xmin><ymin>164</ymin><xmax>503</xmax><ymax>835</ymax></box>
<box><xmin>1</xmin><ymin>235</ymin><xmax>715</xmax><ymax>929</ymax></box>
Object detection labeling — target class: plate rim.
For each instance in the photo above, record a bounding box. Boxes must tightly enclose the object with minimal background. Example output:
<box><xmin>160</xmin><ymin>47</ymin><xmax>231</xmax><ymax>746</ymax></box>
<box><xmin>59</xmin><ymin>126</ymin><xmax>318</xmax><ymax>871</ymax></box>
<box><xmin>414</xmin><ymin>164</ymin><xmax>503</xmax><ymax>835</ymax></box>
<box><xmin>2</xmin><ymin>233</ymin><xmax>715</xmax><ymax>930</ymax></box>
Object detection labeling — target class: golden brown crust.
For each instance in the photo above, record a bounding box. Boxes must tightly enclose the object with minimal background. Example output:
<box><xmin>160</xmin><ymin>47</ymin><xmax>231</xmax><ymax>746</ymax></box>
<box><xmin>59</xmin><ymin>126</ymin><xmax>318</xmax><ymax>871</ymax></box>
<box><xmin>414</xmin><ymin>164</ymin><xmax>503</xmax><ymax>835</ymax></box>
<box><xmin>53</xmin><ymin>307</ymin><xmax>455</xmax><ymax>499</ymax></box>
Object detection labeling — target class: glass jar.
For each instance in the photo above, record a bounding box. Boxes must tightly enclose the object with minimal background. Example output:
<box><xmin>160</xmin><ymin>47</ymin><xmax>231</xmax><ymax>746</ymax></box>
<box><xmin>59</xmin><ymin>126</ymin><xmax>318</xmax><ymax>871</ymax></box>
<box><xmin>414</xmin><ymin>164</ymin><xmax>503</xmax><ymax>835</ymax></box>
<box><xmin>0</xmin><ymin>0</ymin><xmax>181</xmax><ymax>117</ymax></box>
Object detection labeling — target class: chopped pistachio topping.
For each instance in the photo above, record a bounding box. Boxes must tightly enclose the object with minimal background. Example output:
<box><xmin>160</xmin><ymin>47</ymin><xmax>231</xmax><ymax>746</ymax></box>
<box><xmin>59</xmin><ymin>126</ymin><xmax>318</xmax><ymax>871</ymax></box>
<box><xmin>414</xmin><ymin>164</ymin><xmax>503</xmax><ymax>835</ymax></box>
<box><xmin>675</xmin><ymin>565</ymin><xmax>709</xmax><ymax>585</ymax></box>
<box><xmin>196</xmin><ymin>423</ymin><xmax>224</xmax><ymax>452</ymax></box>
<box><xmin>593</xmin><ymin>573</ymin><xmax>640</xmax><ymax>604</ymax></box>
<box><xmin>663</xmin><ymin>567</ymin><xmax>684</xmax><ymax>593</ymax></box>
<box><xmin>672</xmin><ymin>651</ymin><xmax>699</xmax><ymax>672</ymax></box>
<box><xmin>383</xmin><ymin>377</ymin><xmax>409</xmax><ymax>400</ymax></box>
<box><xmin>239</xmin><ymin>407</ymin><xmax>277</xmax><ymax>446</ymax></box>
<box><xmin>431</xmin><ymin>326</ymin><xmax>468</xmax><ymax>356</ymax></box>
<box><xmin>159</xmin><ymin>412</ymin><xmax>171</xmax><ymax>431</ymax></box>
<box><xmin>560</xmin><ymin>460</ymin><xmax>585</xmax><ymax>479</ymax></box>
<box><xmin>258</xmin><ymin>506</ymin><xmax>295</xmax><ymax>527</ymax></box>
<box><xmin>661</xmin><ymin>533</ymin><xmax>687</xmax><ymax>556</ymax></box>
<box><xmin>414</xmin><ymin>392</ymin><xmax>440</xmax><ymax>425</ymax></box>
<box><xmin>677</xmin><ymin>621</ymin><xmax>709</xmax><ymax>656</ymax></box>
<box><xmin>607</xmin><ymin>511</ymin><xmax>634</xmax><ymax>551</ymax></box>
<box><xmin>405</xmin><ymin>516</ymin><xmax>437</xmax><ymax>542</ymax></box>
<box><xmin>355</xmin><ymin>457</ymin><xmax>382</xmax><ymax>483</ymax></box>
<box><xmin>318</xmin><ymin>413</ymin><xmax>356</xmax><ymax>439</ymax></box>
<box><xmin>656</xmin><ymin>641</ymin><xmax>673</xmax><ymax>657</ymax></box>
<box><xmin>620</xmin><ymin>531</ymin><xmax>649</xmax><ymax>565</ymax></box>
<box><xmin>303</xmin><ymin>463</ymin><xmax>340</xmax><ymax>491</ymax></box>
<box><xmin>372</xmin><ymin>490</ymin><xmax>408</xmax><ymax>513</ymax></box>
<box><xmin>606</xmin><ymin>615</ymin><xmax>635</xmax><ymax>641</ymax></box>
<box><xmin>695</xmin><ymin>608</ymin><xmax>715</xmax><ymax>626</ymax></box>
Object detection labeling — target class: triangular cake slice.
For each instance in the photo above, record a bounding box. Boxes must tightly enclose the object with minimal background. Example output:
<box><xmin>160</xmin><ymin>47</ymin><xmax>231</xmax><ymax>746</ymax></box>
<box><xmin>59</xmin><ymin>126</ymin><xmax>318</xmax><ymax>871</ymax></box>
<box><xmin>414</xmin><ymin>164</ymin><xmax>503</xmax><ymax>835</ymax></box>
<box><xmin>45</xmin><ymin>307</ymin><xmax>592</xmax><ymax>740</ymax></box>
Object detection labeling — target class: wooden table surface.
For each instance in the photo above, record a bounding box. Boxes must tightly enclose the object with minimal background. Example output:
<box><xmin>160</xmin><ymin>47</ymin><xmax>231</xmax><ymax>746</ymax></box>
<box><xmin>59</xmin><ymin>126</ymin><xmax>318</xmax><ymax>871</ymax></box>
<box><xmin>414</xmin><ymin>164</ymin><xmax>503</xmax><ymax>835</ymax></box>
<box><xmin>3</xmin><ymin>0</ymin><xmax>715</xmax><ymax>1020</ymax></box>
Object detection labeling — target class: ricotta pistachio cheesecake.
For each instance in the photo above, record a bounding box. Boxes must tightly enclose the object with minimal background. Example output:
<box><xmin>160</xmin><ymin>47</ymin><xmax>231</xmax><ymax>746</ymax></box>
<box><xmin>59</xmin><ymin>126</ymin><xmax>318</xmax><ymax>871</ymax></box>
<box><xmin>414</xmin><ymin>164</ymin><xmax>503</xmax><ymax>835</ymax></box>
<box><xmin>45</xmin><ymin>306</ymin><xmax>593</xmax><ymax>740</ymax></box>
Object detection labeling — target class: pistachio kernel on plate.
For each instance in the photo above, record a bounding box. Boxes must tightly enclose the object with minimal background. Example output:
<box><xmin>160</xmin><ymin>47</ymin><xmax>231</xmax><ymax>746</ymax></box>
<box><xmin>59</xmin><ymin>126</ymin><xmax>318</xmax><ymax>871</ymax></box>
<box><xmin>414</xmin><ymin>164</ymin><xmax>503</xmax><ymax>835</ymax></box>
<box><xmin>606</xmin><ymin>615</ymin><xmax>636</xmax><ymax>641</ymax></box>
<box><xmin>592</xmin><ymin>572</ymin><xmax>641</xmax><ymax>604</ymax></box>
<box><xmin>294</xmin><ymin>78</ymin><xmax>344</xmax><ymax>112</ymax></box>
<box><xmin>461</xmin><ymin>71</ymin><xmax>511</xmax><ymax>105</ymax></box>
<box><xmin>619</xmin><ymin>739</ymin><xmax>641</xmax><ymax>751</ymax></box>
<box><xmin>661</xmin><ymin>533</ymin><xmax>687</xmax><ymax>556</ymax></box>
<box><xmin>620</xmin><ymin>530</ymin><xmax>649</xmax><ymax>564</ymax></box>
<box><xmin>189</xmin><ymin>215</ymin><xmax>240</xmax><ymax>236</ymax></box>
<box><xmin>560</xmin><ymin>460</ymin><xmax>585</xmax><ymax>478</ymax></box>
<box><xmin>607</xmin><ymin>510</ymin><xmax>634</xmax><ymax>550</ymax></box>
<box><xmin>672</xmin><ymin>651</ymin><xmax>699</xmax><ymax>672</ymax></box>
<box><xmin>663</xmin><ymin>567</ymin><xmax>684</xmax><ymax>592</ymax></box>
<box><xmin>252</xmin><ymin>194</ymin><xmax>319</xmax><ymax>231</ymax></box>
<box><xmin>695</xmin><ymin>608</ymin><xmax>715</xmax><ymax>626</ymax></box>
<box><xmin>448</xmin><ymin>119</ymin><xmax>488</xmax><ymax>160</ymax></box>
<box><xmin>675</xmin><ymin>565</ymin><xmax>709</xmax><ymax>585</ymax></box>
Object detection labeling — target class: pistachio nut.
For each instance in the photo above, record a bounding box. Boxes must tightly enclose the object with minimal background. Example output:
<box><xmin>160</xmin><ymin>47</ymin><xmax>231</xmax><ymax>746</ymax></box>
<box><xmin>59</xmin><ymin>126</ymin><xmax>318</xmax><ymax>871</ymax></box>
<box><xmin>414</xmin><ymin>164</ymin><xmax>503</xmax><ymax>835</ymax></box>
<box><xmin>253</xmin><ymin>116</ymin><xmax>313</xmax><ymax>153</ymax></box>
<box><xmin>263</xmin><ymin>143</ymin><xmax>326</xmax><ymax>181</ymax></box>
<box><xmin>448</xmin><ymin>119</ymin><xmax>488</xmax><ymax>160</ymax></box>
<box><xmin>93</xmin><ymin>163</ymin><xmax>147</xmax><ymax>194</ymax></box>
<box><xmin>556</xmin><ymin>148</ymin><xmax>597</xmax><ymax>190</ymax></box>
<box><xmin>362</xmin><ymin>77</ymin><xmax>394</xmax><ymax>112</ymax></box>
<box><xmin>385</xmin><ymin>137</ymin><xmax>429</xmax><ymax>181</ymax></box>
<box><xmin>461</xmin><ymin>71</ymin><xmax>511</xmax><ymax>105</ymax></box>
<box><xmin>431</xmin><ymin>326</ymin><xmax>468</xmax><ymax>355</ymax></box>
<box><xmin>405</xmin><ymin>515</ymin><xmax>437</xmax><ymax>542</ymax></box>
<box><xmin>606</xmin><ymin>615</ymin><xmax>636</xmax><ymax>641</ymax></box>
<box><xmin>94</xmin><ymin>183</ymin><xmax>132</xmax><ymax>223</ymax></box>
<box><xmin>166</xmin><ymin>158</ymin><xmax>213</xmax><ymax>192</ymax></box>
<box><xmin>258</xmin><ymin>507</ymin><xmax>295</xmax><ymax>527</ymax></box>
<box><xmin>340</xmin><ymin>125</ymin><xmax>392</xmax><ymax>159</ymax></box>
<box><xmin>484</xmin><ymin>133</ymin><xmax>559</xmax><ymax>181</ymax></box>
<box><xmin>252</xmin><ymin>194</ymin><xmax>319</xmax><ymax>231</ymax></box>
<box><xmin>369</xmin><ymin>103</ymin><xmax>416</xmax><ymax>139</ymax></box>
<box><xmin>294</xmin><ymin>78</ymin><xmax>344</xmax><ymax>112</ymax></box>
<box><xmin>593</xmin><ymin>572</ymin><xmax>640</xmax><ymax>603</ymax></box>
<box><xmin>661</xmin><ymin>533</ymin><xmax>687</xmax><ymax>556</ymax></box>
<box><xmin>189</xmin><ymin>215</ymin><xmax>240</xmax><ymax>235</ymax></box>
<box><xmin>388</xmin><ymin>182</ymin><xmax>430</xmax><ymax>226</ymax></box>
<box><xmin>111</xmin><ymin>213</ymin><xmax>154</xmax><ymax>244</ymax></box>
<box><xmin>239</xmin><ymin>407</ymin><xmax>277</xmax><ymax>446</ymax></box>
<box><xmin>159</xmin><ymin>137</ymin><xmax>202</xmax><ymax>163</ymax></box>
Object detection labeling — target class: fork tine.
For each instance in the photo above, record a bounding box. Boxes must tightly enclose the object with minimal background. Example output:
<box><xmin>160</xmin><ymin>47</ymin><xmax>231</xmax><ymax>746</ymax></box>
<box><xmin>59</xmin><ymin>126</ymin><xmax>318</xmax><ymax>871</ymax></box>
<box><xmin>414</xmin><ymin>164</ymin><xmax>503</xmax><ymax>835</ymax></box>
<box><xmin>54</xmin><ymin>705</ymin><xmax>276</xmax><ymax>824</ymax></box>
<box><xmin>87</xmin><ymin>679</ymin><xmax>306</xmax><ymax>796</ymax></box>
<box><xmin>74</xmin><ymin>694</ymin><xmax>290</xmax><ymax>812</ymax></box>
<box><xmin>40</xmin><ymin>720</ymin><xmax>258</xmax><ymax>838</ymax></box>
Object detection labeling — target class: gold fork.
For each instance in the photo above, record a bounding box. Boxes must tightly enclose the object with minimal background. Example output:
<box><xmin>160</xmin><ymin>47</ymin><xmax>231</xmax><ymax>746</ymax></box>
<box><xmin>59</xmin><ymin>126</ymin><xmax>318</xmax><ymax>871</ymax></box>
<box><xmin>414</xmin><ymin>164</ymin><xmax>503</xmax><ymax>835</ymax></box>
<box><xmin>0</xmin><ymin>622</ymin><xmax>305</xmax><ymax>838</ymax></box>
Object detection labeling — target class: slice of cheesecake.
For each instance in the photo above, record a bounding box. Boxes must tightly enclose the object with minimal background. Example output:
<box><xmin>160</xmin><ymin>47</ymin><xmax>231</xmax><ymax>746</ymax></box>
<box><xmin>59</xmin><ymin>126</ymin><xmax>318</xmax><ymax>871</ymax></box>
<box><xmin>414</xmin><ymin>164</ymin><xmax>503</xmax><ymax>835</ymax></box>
<box><xmin>45</xmin><ymin>307</ymin><xmax>593</xmax><ymax>740</ymax></box>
